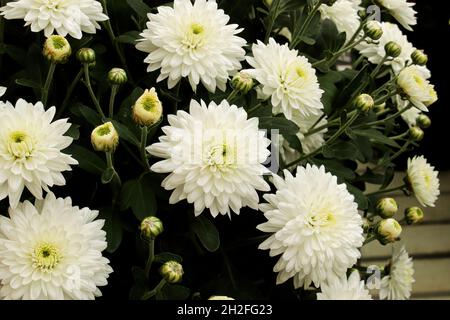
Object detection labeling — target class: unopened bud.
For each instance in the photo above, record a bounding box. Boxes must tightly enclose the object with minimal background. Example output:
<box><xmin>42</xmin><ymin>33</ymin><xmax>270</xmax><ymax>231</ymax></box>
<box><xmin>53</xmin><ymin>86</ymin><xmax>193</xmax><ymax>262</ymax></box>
<box><xmin>411</xmin><ymin>49</ymin><xmax>428</xmax><ymax>66</ymax></box>
<box><xmin>76</xmin><ymin>48</ymin><xmax>96</xmax><ymax>64</ymax></box>
<box><xmin>376</xmin><ymin>218</ymin><xmax>402</xmax><ymax>245</ymax></box>
<box><xmin>231</xmin><ymin>72</ymin><xmax>254</xmax><ymax>94</ymax></box>
<box><xmin>108</xmin><ymin>68</ymin><xmax>127</xmax><ymax>86</ymax></box>
<box><xmin>364</xmin><ymin>21</ymin><xmax>383</xmax><ymax>41</ymax></box>
<box><xmin>385</xmin><ymin>41</ymin><xmax>402</xmax><ymax>58</ymax></box>
<box><xmin>405</xmin><ymin>207</ymin><xmax>424</xmax><ymax>225</ymax></box>
<box><xmin>409</xmin><ymin>126</ymin><xmax>424</xmax><ymax>142</ymax></box>
<box><xmin>354</xmin><ymin>93</ymin><xmax>374</xmax><ymax>112</ymax></box>
<box><xmin>91</xmin><ymin>122</ymin><xmax>119</xmax><ymax>153</ymax></box>
<box><xmin>160</xmin><ymin>261</ymin><xmax>183</xmax><ymax>284</ymax></box>
<box><xmin>376</xmin><ymin>198</ymin><xmax>398</xmax><ymax>218</ymax></box>
<box><xmin>416</xmin><ymin>114</ymin><xmax>431</xmax><ymax>129</ymax></box>
<box><xmin>140</xmin><ymin>216</ymin><xmax>164</xmax><ymax>238</ymax></box>
<box><xmin>43</xmin><ymin>35</ymin><xmax>71</xmax><ymax>64</ymax></box>
<box><xmin>132</xmin><ymin>88</ymin><xmax>163</xmax><ymax>127</ymax></box>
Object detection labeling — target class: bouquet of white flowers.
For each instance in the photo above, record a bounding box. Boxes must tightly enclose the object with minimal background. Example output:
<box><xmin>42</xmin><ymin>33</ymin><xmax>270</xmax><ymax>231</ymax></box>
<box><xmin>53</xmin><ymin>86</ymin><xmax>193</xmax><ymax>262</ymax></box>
<box><xmin>0</xmin><ymin>0</ymin><xmax>441</xmax><ymax>300</ymax></box>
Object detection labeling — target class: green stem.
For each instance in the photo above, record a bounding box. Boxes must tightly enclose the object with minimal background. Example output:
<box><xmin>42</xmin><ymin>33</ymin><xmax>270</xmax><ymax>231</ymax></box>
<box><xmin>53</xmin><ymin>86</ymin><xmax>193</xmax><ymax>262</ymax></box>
<box><xmin>171</xmin><ymin>81</ymin><xmax>181</xmax><ymax>113</ymax></box>
<box><xmin>58</xmin><ymin>68</ymin><xmax>83</xmax><ymax>118</ymax></box>
<box><xmin>365</xmin><ymin>184</ymin><xmax>406</xmax><ymax>197</ymax></box>
<box><xmin>141</xmin><ymin>279</ymin><xmax>166</xmax><ymax>300</ymax></box>
<box><xmin>363</xmin><ymin>235</ymin><xmax>377</xmax><ymax>245</ymax></box>
<box><xmin>106</xmin><ymin>152</ymin><xmax>122</xmax><ymax>187</ymax></box>
<box><xmin>355</xmin><ymin>104</ymin><xmax>413</xmax><ymax>129</ymax></box>
<box><xmin>372</xmin><ymin>140</ymin><xmax>412</xmax><ymax>171</ymax></box>
<box><xmin>41</xmin><ymin>62</ymin><xmax>56</xmax><ymax>106</ymax></box>
<box><xmin>144</xmin><ymin>238</ymin><xmax>155</xmax><ymax>277</ymax></box>
<box><xmin>109</xmin><ymin>85</ymin><xmax>118</xmax><ymax>118</ymax></box>
<box><xmin>290</xmin><ymin>0</ymin><xmax>322</xmax><ymax>48</ymax></box>
<box><xmin>83</xmin><ymin>63</ymin><xmax>106</xmax><ymax>119</ymax></box>
<box><xmin>140</xmin><ymin>126</ymin><xmax>150</xmax><ymax>171</ymax></box>
<box><xmin>226</xmin><ymin>89</ymin><xmax>239</xmax><ymax>103</ymax></box>
<box><xmin>370</xmin><ymin>55</ymin><xmax>389</xmax><ymax>78</ymax></box>
<box><xmin>264</xmin><ymin>0</ymin><xmax>282</xmax><ymax>43</ymax></box>
<box><xmin>246</xmin><ymin>102</ymin><xmax>263</xmax><ymax>115</ymax></box>
<box><xmin>313</xmin><ymin>37</ymin><xmax>367</xmax><ymax>67</ymax></box>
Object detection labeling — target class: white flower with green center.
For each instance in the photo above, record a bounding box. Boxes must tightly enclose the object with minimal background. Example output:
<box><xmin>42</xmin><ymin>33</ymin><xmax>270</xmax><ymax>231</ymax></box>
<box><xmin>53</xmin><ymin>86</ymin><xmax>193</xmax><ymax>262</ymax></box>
<box><xmin>377</xmin><ymin>0</ymin><xmax>417</xmax><ymax>31</ymax></box>
<box><xmin>319</xmin><ymin>0</ymin><xmax>362</xmax><ymax>42</ymax></box>
<box><xmin>0</xmin><ymin>193</ymin><xmax>113</xmax><ymax>299</ymax></box>
<box><xmin>380</xmin><ymin>246</ymin><xmax>414</xmax><ymax>300</ymax></box>
<box><xmin>245</xmin><ymin>38</ymin><xmax>324</xmax><ymax>120</ymax></box>
<box><xmin>358</xmin><ymin>22</ymin><xmax>415</xmax><ymax>74</ymax></box>
<box><xmin>317</xmin><ymin>270</ymin><xmax>372</xmax><ymax>300</ymax></box>
<box><xmin>135</xmin><ymin>0</ymin><xmax>246</xmax><ymax>92</ymax></box>
<box><xmin>147</xmin><ymin>99</ymin><xmax>270</xmax><ymax>218</ymax></box>
<box><xmin>407</xmin><ymin>155</ymin><xmax>440</xmax><ymax>207</ymax></box>
<box><xmin>0</xmin><ymin>0</ymin><xmax>108</xmax><ymax>39</ymax></box>
<box><xmin>0</xmin><ymin>99</ymin><xmax>78</xmax><ymax>208</ymax></box>
<box><xmin>258</xmin><ymin>165</ymin><xmax>364</xmax><ymax>289</ymax></box>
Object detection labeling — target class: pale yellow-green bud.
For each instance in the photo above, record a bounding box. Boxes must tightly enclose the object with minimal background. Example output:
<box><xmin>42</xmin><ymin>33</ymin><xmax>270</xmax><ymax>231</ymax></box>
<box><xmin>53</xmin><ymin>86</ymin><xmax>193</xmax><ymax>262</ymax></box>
<box><xmin>43</xmin><ymin>35</ymin><xmax>71</xmax><ymax>64</ymax></box>
<box><xmin>208</xmin><ymin>296</ymin><xmax>235</xmax><ymax>300</ymax></box>
<box><xmin>108</xmin><ymin>68</ymin><xmax>127</xmax><ymax>86</ymax></box>
<box><xmin>409</xmin><ymin>126</ymin><xmax>424</xmax><ymax>142</ymax></box>
<box><xmin>411</xmin><ymin>49</ymin><xmax>428</xmax><ymax>66</ymax></box>
<box><xmin>417</xmin><ymin>114</ymin><xmax>431</xmax><ymax>129</ymax></box>
<box><xmin>376</xmin><ymin>218</ymin><xmax>402</xmax><ymax>245</ymax></box>
<box><xmin>132</xmin><ymin>88</ymin><xmax>163</xmax><ymax>127</ymax></box>
<box><xmin>354</xmin><ymin>93</ymin><xmax>374</xmax><ymax>112</ymax></box>
<box><xmin>160</xmin><ymin>261</ymin><xmax>183</xmax><ymax>284</ymax></box>
<box><xmin>374</xmin><ymin>102</ymin><xmax>386</xmax><ymax>113</ymax></box>
<box><xmin>376</xmin><ymin>198</ymin><xmax>398</xmax><ymax>218</ymax></box>
<box><xmin>76</xmin><ymin>48</ymin><xmax>96</xmax><ymax>64</ymax></box>
<box><xmin>264</xmin><ymin>0</ymin><xmax>273</xmax><ymax>7</ymax></box>
<box><xmin>231</xmin><ymin>72</ymin><xmax>254</xmax><ymax>94</ymax></box>
<box><xmin>91</xmin><ymin>122</ymin><xmax>119</xmax><ymax>153</ymax></box>
<box><xmin>405</xmin><ymin>207</ymin><xmax>424</xmax><ymax>225</ymax></box>
<box><xmin>364</xmin><ymin>21</ymin><xmax>383</xmax><ymax>41</ymax></box>
<box><xmin>140</xmin><ymin>216</ymin><xmax>164</xmax><ymax>238</ymax></box>
<box><xmin>384</xmin><ymin>41</ymin><xmax>402</xmax><ymax>58</ymax></box>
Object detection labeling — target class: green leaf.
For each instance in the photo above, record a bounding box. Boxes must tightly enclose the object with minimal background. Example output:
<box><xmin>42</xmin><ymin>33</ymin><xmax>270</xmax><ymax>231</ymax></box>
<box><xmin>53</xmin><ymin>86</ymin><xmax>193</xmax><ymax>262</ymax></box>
<box><xmin>259</xmin><ymin>116</ymin><xmax>299</xmax><ymax>134</ymax></box>
<box><xmin>353</xmin><ymin>129</ymin><xmax>400</xmax><ymax>148</ymax></box>
<box><xmin>120</xmin><ymin>175</ymin><xmax>157</xmax><ymax>221</ymax></box>
<box><xmin>116</xmin><ymin>31</ymin><xmax>141</xmax><ymax>45</ymax></box>
<box><xmin>66</xmin><ymin>124</ymin><xmax>80</xmax><ymax>140</ymax></box>
<box><xmin>15</xmin><ymin>78</ymin><xmax>41</xmax><ymax>89</ymax></box>
<box><xmin>311</xmin><ymin>159</ymin><xmax>356</xmax><ymax>180</ymax></box>
<box><xmin>346</xmin><ymin>184</ymin><xmax>368</xmax><ymax>210</ymax></box>
<box><xmin>71</xmin><ymin>103</ymin><xmax>102</xmax><ymax>127</ymax></box>
<box><xmin>99</xmin><ymin>207</ymin><xmax>123</xmax><ymax>253</ymax></box>
<box><xmin>323</xmin><ymin>141</ymin><xmax>359</xmax><ymax>160</ymax></box>
<box><xmin>154</xmin><ymin>252</ymin><xmax>183</xmax><ymax>264</ymax></box>
<box><xmin>126</xmin><ymin>0</ymin><xmax>151</xmax><ymax>19</ymax></box>
<box><xmin>191</xmin><ymin>215</ymin><xmax>220</xmax><ymax>253</ymax></box>
<box><xmin>157</xmin><ymin>284</ymin><xmax>191</xmax><ymax>300</ymax></box>
<box><xmin>111</xmin><ymin>120</ymin><xmax>140</xmax><ymax>147</ymax></box>
<box><xmin>101</xmin><ymin>167</ymin><xmax>115</xmax><ymax>184</ymax></box>
<box><xmin>67</xmin><ymin>144</ymin><xmax>106</xmax><ymax>175</ymax></box>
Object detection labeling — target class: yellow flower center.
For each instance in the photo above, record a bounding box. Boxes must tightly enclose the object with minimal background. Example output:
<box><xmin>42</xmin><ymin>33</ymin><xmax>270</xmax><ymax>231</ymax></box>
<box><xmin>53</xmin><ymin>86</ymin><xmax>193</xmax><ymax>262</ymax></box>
<box><xmin>32</xmin><ymin>242</ymin><xmax>62</xmax><ymax>272</ymax></box>
<box><xmin>8</xmin><ymin>131</ymin><xmax>34</xmax><ymax>159</ymax></box>
<box><xmin>205</xmin><ymin>143</ymin><xmax>237</xmax><ymax>168</ymax></box>
<box><xmin>307</xmin><ymin>207</ymin><xmax>336</xmax><ymax>228</ymax></box>
<box><xmin>182</xmin><ymin>23</ymin><xmax>206</xmax><ymax>50</ymax></box>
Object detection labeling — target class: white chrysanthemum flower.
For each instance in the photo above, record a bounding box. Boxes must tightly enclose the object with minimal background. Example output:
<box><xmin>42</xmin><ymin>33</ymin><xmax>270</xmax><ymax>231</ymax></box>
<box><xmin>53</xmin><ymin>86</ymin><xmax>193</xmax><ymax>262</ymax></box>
<box><xmin>245</xmin><ymin>38</ymin><xmax>324</xmax><ymax>120</ymax></box>
<box><xmin>147</xmin><ymin>99</ymin><xmax>270</xmax><ymax>218</ymax></box>
<box><xmin>377</xmin><ymin>0</ymin><xmax>417</xmax><ymax>31</ymax></box>
<box><xmin>380</xmin><ymin>246</ymin><xmax>414</xmax><ymax>300</ymax></box>
<box><xmin>407</xmin><ymin>155</ymin><xmax>440</xmax><ymax>207</ymax></box>
<box><xmin>317</xmin><ymin>270</ymin><xmax>372</xmax><ymax>300</ymax></box>
<box><xmin>0</xmin><ymin>193</ymin><xmax>113</xmax><ymax>300</ymax></box>
<box><xmin>358</xmin><ymin>22</ymin><xmax>414</xmax><ymax>73</ymax></box>
<box><xmin>0</xmin><ymin>0</ymin><xmax>108</xmax><ymax>39</ymax></box>
<box><xmin>257</xmin><ymin>165</ymin><xmax>364</xmax><ymax>289</ymax></box>
<box><xmin>136</xmin><ymin>0</ymin><xmax>246</xmax><ymax>92</ymax></box>
<box><xmin>0</xmin><ymin>99</ymin><xmax>78</xmax><ymax>208</ymax></box>
<box><xmin>319</xmin><ymin>0</ymin><xmax>361</xmax><ymax>42</ymax></box>
<box><xmin>281</xmin><ymin>112</ymin><xmax>327</xmax><ymax>164</ymax></box>
<box><xmin>397</xmin><ymin>65</ymin><xmax>438</xmax><ymax>112</ymax></box>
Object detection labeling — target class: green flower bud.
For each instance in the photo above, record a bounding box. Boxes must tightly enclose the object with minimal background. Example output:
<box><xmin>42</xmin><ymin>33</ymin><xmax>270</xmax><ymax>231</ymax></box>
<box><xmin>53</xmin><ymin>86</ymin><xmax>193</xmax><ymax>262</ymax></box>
<box><xmin>264</xmin><ymin>0</ymin><xmax>273</xmax><ymax>7</ymax></box>
<box><xmin>358</xmin><ymin>9</ymin><xmax>367</xmax><ymax>19</ymax></box>
<box><xmin>416</xmin><ymin>114</ymin><xmax>431</xmax><ymax>129</ymax></box>
<box><xmin>91</xmin><ymin>122</ymin><xmax>119</xmax><ymax>153</ymax></box>
<box><xmin>43</xmin><ymin>35</ymin><xmax>71</xmax><ymax>64</ymax></box>
<box><xmin>231</xmin><ymin>72</ymin><xmax>254</xmax><ymax>94</ymax></box>
<box><xmin>160</xmin><ymin>261</ymin><xmax>183</xmax><ymax>284</ymax></box>
<box><xmin>384</xmin><ymin>41</ymin><xmax>402</xmax><ymax>58</ymax></box>
<box><xmin>132</xmin><ymin>88</ymin><xmax>163</xmax><ymax>127</ymax></box>
<box><xmin>411</xmin><ymin>49</ymin><xmax>428</xmax><ymax>66</ymax></box>
<box><xmin>354</xmin><ymin>93</ymin><xmax>374</xmax><ymax>112</ymax></box>
<box><xmin>364</xmin><ymin>21</ymin><xmax>383</xmax><ymax>41</ymax></box>
<box><xmin>140</xmin><ymin>216</ymin><xmax>164</xmax><ymax>239</ymax></box>
<box><xmin>208</xmin><ymin>296</ymin><xmax>235</xmax><ymax>300</ymax></box>
<box><xmin>409</xmin><ymin>126</ymin><xmax>424</xmax><ymax>142</ymax></box>
<box><xmin>376</xmin><ymin>197</ymin><xmax>398</xmax><ymax>218</ymax></box>
<box><xmin>376</xmin><ymin>218</ymin><xmax>402</xmax><ymax>245</ymax></box>
<box><xmin>76</xmin><ymin>48</ymin><xmax>96</xmax><ymax>64</ymax></box>
<box><xmin>108</xmin><ymin>68</ymin><xmax>127</xmax><ymax>86</ymax></box>
<box><xmin>405</xmin><ymin>207</ymin><xmax>424</xmax><ymax>225</ymax></box>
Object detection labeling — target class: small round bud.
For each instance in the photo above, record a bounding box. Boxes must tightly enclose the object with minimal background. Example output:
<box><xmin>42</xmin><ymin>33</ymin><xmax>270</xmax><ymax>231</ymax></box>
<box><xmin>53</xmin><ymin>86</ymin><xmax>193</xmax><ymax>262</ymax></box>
<box><xmin>108</xmin><ymin>68</ymin><xmax>127</xmax><ymax>86</ymax></box>
<box><xmin>43</xmin><ymin>35</ymin><xmax>71</xmax><ymax>64</ymax></box>
<box><xmin>405</xmin><ymin>207</ymin><xmax>424</xmax><ymax>225</ymax></box>
<box><xmin>364</xmin><ymin>21</ymin><xmax>383</xmax><ymax>41</ymax></box>
<box><xmin>409</xmin><ymin>126</ymin><xmax>424</xmax><ymax>142</ymax></box>
<box><xmin>354</xmin><ymin>93</ymin><xmax>374</xmax><ymax>112</ymax></box>
<box><xmin>376</xmin><ymin>218</ymin><xmax>402</xmax><ymax>245</ymax></box>
<box><xmin>208</xmin><ymin>296</ymin><xmax>235</xmax><ymax>300</ymax></box>
<box><xmin>140</xmin><ymin>216</ymin><xmax>164</xmax><ymax>238</ymax></box>
<box><xmin>160</xmin><ymin>261</ymin><xmax>183</xmax><ymax>284</ymax></box>
<box><xmin>384</xmin><ymin>41</ymin><xmax>402</xmax><ymax>58</ymax></box>
<box><xmin>376</xmin><ymin>198</ymin><xmax>398</xmax><ymax>218</ymax></box>
<box><xmin>411</xmin><ymin>49</ymin><xmax>428</xmax><ymax>66</ymax></box>
<box><xmin>132</xmin><ymin>88</ymin><xmax>163</xmax><ymax>127</ymax></box>
<box><xmin>263</xmin><ymin>0</ymin><xmax>273</xmax><ymax>7</ymax></box>
<box><xmin>76</xmin><ymin>48</ymin><xmax>96</xmax><ymax>64</ymax></box>
<box><xmin>416</xmin><ymin>114</ymin><xmax>431</xmax><ymax>129</ymax></box>
<box><xmin>357</xmin><ymin>9</ymin><xmax>367</xmax><ymax>19</ymax></box>
<box><xmin>91</xmin><ymin>122</ymin><xmax>119</xmax><ymax>153</ymax></box>
<box><xmin>231</xmin><ymin>72</ymin><xmax>254</xmax><ymax>95</ymax></box>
